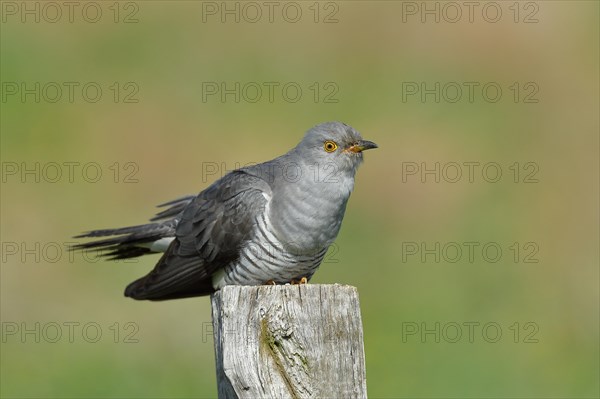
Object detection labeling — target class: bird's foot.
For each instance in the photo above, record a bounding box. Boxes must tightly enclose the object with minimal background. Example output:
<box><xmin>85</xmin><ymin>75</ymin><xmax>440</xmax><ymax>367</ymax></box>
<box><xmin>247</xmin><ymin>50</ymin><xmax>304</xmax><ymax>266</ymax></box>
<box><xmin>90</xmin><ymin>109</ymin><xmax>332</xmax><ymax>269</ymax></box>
<box><xmin>265</xmin><ymin>279</ymin><xmax>277</xmax><ymax>285</ymax></box>
<box><xmin>291</xmin><ymin>277</ymin><xmax>308</xmax><ymax>285</ymax></box>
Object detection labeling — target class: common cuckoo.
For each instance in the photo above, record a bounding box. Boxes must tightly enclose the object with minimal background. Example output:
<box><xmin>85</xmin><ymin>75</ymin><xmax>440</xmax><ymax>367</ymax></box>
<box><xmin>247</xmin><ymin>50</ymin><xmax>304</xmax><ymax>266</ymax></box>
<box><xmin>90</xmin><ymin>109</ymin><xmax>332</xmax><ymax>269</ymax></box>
<box><xmin>73</xmin><ymin>122</ymin><xmax>377</xmax><ymax>300</ymax></box>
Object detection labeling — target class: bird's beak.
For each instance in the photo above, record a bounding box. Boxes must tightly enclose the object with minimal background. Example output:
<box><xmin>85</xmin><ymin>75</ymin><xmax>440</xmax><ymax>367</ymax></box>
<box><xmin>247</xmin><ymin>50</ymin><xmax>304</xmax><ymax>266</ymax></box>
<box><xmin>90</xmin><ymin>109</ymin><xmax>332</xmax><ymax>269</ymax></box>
<box><xmin>348</xmin><ymin>140</ymin><xmax>378</xmax><ymax>153</ymax></box>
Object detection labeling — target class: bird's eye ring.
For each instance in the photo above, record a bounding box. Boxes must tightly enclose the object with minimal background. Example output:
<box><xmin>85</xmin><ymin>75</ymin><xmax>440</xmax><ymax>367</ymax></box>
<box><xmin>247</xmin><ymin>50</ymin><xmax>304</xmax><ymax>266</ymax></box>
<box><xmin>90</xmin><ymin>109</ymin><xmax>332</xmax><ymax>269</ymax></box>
<box><xmin>324</xmin><ymin>140</ymin><xmax>338</xmax><ymax>153</ymax></box>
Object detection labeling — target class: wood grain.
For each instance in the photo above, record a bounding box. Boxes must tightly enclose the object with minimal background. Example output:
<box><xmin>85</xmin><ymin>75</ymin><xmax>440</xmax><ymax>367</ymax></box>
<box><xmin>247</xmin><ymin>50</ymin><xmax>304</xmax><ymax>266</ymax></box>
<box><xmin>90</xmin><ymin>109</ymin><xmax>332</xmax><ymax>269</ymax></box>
<box><xmin>211</xmin><ymin>284</ymin><xmax>367</xmax><ymax>398</ymax></box>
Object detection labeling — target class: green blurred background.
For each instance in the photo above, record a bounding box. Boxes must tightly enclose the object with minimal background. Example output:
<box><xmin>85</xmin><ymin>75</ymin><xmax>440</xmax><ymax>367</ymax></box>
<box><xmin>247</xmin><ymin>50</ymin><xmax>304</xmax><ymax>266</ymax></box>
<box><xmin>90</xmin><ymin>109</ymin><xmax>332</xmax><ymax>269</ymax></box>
<box><xmin>1</xmin><ymin>1</ymin><xmax>598</xmax><ymax>398</ymax></box>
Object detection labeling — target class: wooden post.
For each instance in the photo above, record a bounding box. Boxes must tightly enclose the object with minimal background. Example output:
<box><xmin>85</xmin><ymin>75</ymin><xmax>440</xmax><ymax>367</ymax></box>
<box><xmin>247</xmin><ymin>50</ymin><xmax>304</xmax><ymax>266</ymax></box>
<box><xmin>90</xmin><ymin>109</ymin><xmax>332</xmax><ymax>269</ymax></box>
<box><xmin>211</xmin><ymin>284</ymin><xmax>368</xmax><ymax>399</ymax></box>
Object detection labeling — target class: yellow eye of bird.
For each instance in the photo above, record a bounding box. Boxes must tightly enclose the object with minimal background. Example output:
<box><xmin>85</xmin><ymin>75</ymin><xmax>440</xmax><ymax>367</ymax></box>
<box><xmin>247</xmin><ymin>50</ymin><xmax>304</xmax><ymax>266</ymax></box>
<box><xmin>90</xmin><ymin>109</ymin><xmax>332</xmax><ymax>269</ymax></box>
<box><xmin>324</xmin><ymin>140</ymin><xmax>337</xmax><ymax>152</ymax></box>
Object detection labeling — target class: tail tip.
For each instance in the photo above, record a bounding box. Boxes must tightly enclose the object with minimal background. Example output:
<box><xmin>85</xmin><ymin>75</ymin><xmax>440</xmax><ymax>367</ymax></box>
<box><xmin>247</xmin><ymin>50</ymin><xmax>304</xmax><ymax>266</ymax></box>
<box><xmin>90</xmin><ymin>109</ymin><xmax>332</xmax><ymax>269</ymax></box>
<box><xmin>124</xmin><ymin>281</ymin><xmax>145</xmax><ymax>300</ymax></box>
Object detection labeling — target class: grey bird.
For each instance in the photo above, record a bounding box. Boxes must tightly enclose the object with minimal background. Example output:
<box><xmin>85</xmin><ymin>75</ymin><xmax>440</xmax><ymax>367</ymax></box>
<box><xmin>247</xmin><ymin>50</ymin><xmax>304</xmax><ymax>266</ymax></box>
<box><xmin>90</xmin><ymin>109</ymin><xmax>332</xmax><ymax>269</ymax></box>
<box><xmin>72</xmin><ymin>122</ymin><xmax>377</xmax><ymax>300</ymax></box>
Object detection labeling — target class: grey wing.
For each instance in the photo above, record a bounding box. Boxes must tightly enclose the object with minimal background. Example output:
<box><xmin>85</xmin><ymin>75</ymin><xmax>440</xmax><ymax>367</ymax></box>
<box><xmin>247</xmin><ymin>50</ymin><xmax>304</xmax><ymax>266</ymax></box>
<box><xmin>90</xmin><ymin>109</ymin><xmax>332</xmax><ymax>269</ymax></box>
<box><xmin>124</xmin><ymin>170</ymin><xmax>271</xmax><ymax>300</ymax></box>
<box><xmin>150</xmin><ymin>195</ymin><xmax>197</xmax><ymax>221</ymax></box>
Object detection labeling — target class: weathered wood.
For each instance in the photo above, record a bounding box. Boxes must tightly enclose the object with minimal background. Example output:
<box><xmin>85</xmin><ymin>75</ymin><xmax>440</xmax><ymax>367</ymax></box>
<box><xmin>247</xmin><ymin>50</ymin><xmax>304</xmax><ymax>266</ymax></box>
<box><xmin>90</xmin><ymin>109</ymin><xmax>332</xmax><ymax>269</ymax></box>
<box><xmin>211</xmin><ymin>284</ymin><xmax>367</xmax><ymax>399</ymax></box>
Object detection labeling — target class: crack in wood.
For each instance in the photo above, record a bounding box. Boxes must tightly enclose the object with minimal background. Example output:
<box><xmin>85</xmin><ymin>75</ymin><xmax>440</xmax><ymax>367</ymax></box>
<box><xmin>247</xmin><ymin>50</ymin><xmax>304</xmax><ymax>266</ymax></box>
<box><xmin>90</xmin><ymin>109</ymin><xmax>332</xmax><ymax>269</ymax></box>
<box><xmin>212</xmin><ymin>285</ymin><xmax>367</xmax><ymax>398</ymax></box>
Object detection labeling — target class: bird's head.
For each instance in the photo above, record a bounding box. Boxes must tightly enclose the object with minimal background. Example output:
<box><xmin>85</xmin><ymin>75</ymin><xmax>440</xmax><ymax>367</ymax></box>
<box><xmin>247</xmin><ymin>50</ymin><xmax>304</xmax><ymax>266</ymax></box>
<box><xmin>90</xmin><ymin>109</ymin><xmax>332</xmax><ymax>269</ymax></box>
<box><xmin>294</xmin><ymin>121</ymin><xmax>378</xmax><ymax>174</ymax></box>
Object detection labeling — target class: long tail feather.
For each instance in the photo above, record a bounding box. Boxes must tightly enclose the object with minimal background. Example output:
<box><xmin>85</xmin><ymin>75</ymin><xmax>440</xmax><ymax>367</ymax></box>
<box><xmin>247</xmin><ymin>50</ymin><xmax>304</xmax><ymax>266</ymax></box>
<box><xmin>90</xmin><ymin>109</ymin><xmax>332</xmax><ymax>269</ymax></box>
<box><xmin>70</xmin><ymin>195</ymin><xmax>196</xmax><ymax>259</ymax></box>
<box><xmin>70</xmin><ymin>220</ymin><xmax>177</xmax><ymax>259</ymax></box>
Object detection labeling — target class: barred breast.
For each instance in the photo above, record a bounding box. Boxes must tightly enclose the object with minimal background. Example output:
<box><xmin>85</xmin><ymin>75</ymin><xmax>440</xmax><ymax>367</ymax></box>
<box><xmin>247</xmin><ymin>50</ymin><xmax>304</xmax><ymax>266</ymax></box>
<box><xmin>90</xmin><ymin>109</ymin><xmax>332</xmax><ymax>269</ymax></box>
<box><xmin>212</xmin><ymin>165</ymin><xmax>355</xmax><ymax>289</ymax></box>
<box><xmin>212</xmin><ymin>207</ymin><xmax>328</xmax><ymax>289</ymax></box>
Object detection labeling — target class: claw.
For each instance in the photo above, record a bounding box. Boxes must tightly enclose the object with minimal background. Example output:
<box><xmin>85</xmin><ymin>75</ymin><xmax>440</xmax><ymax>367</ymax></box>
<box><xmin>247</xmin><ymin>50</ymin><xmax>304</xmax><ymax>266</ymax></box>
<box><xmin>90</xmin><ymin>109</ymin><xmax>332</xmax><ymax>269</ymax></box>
<box><xmin>265</xmin><ymin>279</ymin><xmax>276</xmax><ymax>285</ymax></box>
<box><xmin>291</xmin><ymin>277</ymin><xmax>308</xmax><ymax>285</ymax></box>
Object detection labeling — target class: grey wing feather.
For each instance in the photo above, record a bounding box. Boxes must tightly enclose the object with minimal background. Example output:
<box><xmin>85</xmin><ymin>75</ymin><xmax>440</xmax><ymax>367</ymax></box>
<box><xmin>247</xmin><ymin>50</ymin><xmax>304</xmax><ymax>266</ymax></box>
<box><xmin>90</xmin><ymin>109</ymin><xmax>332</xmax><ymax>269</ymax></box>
<box><xmin>124</xmin><ymin>170</ymin><xmax>271</xmax><ymax>300</ymax></box>
<box><xmin>150</xmin><ymin>195</ymin><xmax>196</xmax><ymax>221</ymax></box>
